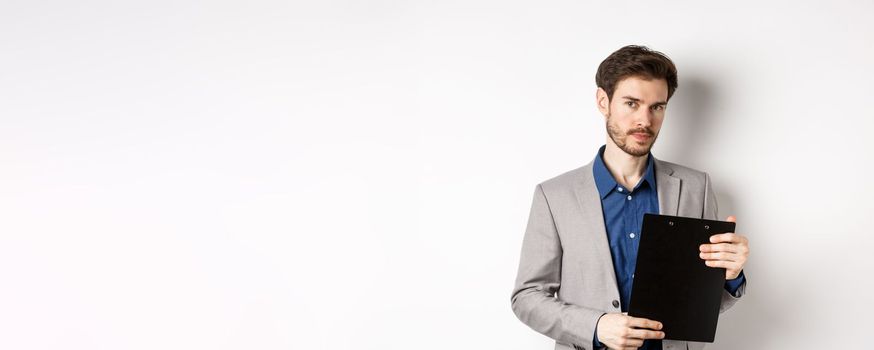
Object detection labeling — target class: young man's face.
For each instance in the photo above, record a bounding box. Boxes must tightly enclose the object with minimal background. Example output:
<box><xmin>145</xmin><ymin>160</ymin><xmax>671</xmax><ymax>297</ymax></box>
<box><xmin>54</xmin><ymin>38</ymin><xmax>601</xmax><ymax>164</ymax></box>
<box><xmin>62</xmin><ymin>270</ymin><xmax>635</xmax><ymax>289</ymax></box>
<box><xmin>596</xmin><ymin>76</ymin><xmax>669</xmax><ymax>157</ymax></box>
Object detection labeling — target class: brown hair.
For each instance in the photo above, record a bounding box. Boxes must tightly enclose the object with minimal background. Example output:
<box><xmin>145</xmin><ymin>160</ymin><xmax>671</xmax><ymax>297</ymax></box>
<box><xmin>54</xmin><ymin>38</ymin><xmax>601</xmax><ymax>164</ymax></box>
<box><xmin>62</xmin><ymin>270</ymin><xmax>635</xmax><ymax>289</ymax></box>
<box><xmin>595</xmin><ymin>45</ymin><xmax>678</xmax><ymax>101</ymax></box>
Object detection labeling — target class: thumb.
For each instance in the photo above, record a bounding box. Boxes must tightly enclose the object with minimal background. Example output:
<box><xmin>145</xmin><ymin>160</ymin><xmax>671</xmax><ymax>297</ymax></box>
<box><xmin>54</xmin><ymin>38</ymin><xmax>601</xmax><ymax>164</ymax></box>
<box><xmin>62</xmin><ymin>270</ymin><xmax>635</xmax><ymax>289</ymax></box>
<box><xmin>725</xmin><ymin>215</ymin><xmax>737</xmax><ymax>223</ymax></box>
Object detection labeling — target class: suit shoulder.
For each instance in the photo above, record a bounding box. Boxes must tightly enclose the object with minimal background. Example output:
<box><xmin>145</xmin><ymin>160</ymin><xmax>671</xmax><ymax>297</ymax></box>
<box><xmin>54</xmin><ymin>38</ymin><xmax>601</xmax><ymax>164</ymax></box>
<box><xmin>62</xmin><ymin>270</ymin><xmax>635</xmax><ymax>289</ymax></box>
<box><xmin>536</xmin><ymin>162</ymin><xmax>593</xmax><ymax>193</ymax></box>
<box><xmin>655</xmin><ymin>159</ymin><xmax>711</xmax><ymax>184</ymax></box>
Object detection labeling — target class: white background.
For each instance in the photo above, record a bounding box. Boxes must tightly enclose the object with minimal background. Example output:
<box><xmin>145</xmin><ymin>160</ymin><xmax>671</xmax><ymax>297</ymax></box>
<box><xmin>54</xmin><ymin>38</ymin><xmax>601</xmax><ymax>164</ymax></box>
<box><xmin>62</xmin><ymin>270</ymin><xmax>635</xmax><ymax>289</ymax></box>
<box><xmin>1</xmin><ymin>1</ymin><xmax>873</xmax><ymax>349</ymax></box>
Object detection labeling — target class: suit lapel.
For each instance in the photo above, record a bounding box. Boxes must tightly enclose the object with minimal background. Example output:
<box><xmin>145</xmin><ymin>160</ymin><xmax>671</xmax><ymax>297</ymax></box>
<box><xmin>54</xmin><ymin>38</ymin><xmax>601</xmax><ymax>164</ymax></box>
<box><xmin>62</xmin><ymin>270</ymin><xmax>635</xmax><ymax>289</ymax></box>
<box><xmin>573</xmin><ymin>161</ymin><xmax>620</xmax><ymax>295</ymax></box>
<box><xmin>654</xmin><ymin>158</ymin><xmax>681</xmax><ymax>216</ymax></box>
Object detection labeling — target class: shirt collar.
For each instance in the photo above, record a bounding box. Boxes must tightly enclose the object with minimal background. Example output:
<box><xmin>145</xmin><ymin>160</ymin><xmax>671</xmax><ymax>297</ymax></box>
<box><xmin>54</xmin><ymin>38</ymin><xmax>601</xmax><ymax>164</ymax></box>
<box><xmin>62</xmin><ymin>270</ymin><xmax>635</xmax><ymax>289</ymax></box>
<box><xmin>592</xmin><ymin>144</ymin><xmax>657</xmax><ymax>199</ymax></box>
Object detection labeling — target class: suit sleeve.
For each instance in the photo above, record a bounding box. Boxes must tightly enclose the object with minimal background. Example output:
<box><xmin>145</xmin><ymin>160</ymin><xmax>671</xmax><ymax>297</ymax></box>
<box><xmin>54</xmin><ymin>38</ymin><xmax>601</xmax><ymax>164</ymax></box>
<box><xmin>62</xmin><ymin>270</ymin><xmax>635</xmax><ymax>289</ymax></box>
<box><xmin>511</xmin><ymin>184</ymin><xmax>605</xmax><ymax>347</ymax></box>
<box><xmin>703</xmin><ymin>172</ymin><xmax>747</xmax><ymax>312</ymax></box>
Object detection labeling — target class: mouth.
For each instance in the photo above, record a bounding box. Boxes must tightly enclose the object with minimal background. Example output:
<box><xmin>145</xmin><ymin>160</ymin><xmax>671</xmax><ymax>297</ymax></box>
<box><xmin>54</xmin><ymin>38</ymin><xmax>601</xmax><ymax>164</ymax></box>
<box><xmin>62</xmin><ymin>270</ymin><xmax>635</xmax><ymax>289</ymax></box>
<box><xmin>630</xmin><ymin>132</ymin><xmax>652</xmax><ymax>141</ymax></box>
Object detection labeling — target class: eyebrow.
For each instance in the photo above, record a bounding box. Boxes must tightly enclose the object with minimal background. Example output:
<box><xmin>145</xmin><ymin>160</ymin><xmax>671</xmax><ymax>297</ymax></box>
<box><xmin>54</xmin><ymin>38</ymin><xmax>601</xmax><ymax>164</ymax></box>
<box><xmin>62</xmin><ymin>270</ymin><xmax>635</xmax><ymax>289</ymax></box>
<box><xmin>621</xmin><ymin>96</ymin><xmax>668</xmax><ymax>106</ymax></box>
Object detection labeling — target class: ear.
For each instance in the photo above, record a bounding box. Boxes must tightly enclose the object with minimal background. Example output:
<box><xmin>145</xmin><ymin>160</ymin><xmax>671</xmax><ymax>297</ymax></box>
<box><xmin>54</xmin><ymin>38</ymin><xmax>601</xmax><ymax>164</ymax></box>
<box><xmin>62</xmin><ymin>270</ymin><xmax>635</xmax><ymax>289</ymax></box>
<box><xmin>596</xmin><ymin>87</ymin><xmax>610</xmax><ymax>117</ymax></box>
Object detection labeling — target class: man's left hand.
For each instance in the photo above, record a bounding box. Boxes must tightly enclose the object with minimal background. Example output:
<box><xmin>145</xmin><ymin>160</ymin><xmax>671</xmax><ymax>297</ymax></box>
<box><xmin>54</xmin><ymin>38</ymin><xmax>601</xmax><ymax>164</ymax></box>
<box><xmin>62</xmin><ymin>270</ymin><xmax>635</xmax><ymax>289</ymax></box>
<box><xmin>699</xmin><ymin>215</ymin><xmax>749</xmax><ymax>280</ymax></box>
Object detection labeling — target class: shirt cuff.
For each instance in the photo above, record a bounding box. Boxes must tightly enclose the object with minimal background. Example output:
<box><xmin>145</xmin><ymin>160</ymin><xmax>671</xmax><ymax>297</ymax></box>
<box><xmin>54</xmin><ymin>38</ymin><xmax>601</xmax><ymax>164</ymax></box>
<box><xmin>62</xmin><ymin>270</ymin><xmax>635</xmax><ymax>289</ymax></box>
<box><xmin>724</xmin><ymin>270</ymin><xmax>746</xmax><ymax>296</ymax></box>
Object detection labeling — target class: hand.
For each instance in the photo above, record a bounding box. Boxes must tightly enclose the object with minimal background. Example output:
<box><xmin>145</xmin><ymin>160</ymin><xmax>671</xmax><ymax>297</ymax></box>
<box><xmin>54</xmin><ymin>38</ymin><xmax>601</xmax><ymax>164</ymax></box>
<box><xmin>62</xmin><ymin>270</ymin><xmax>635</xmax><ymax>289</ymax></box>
<box><xmin>699</xmin><ymin>215</ymin><xmax>750</xmax><ymax>280</ymax></box>
<box><xmin>595</xmin><ymin>313</ymin><xmax>664</xmax><ymax>350</ymax></box>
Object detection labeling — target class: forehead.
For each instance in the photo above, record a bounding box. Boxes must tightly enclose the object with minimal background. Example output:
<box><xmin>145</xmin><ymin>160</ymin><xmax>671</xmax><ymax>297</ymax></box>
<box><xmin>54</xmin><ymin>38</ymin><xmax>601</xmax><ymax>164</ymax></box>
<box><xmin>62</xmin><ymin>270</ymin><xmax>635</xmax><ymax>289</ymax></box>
<box><xmin>614</xmin><ymin>76</ymin><xmax>668</xmax><ymax>102</ymax></box>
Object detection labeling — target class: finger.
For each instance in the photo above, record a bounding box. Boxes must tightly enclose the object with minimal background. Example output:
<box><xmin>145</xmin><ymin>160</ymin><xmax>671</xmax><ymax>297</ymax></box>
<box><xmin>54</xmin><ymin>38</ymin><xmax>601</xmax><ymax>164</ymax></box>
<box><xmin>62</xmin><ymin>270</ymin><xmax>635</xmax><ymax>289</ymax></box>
<box><xmin>709</xmin><ymin>233</ymin><xmax>742</xmax><ymax>243</ymax></box>
<box><xmin>628</xmin><ymin>328</ymin><xmax>666</xmax><ymax>340</ymax></box>
<box><xmin>699</xmin><ymin>243</ymin><xmax>738</xmax><ymax>253</ymax></box>
<box><xmin>627</xmin><ymin>317</ymin><xmax>662</xmax><ymax>330</ymax></box>
<box><xmin>726</xmin><ymin>215</ymin><xmax>736</xmax><ymax>223</ymax></box>
<box><xmin>705</xmin><ymin>260</ymin><xmax>742</xmax><ymax>269</ymax></box>
<box><xmin>699</xmin><ymin>251</ymin><xmax>739</xmax><ymax>262</ymax></box>
<box><xmin>710</xmin><ymin>233</ymin><xmax>749</xmax><ymax>245</ymax></box>
<box><xmin>617</xmin><ymin>338</ymin><xmax>644</xmax><ymax>348</ymax></box>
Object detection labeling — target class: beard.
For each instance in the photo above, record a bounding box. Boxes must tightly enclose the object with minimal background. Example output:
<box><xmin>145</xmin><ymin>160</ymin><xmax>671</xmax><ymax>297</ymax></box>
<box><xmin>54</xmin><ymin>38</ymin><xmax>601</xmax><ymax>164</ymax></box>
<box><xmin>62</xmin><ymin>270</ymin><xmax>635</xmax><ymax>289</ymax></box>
<box><xmin>606</xmin><ymin>114</ymin><xmax>658</xmax><ymax>157</ymax></box>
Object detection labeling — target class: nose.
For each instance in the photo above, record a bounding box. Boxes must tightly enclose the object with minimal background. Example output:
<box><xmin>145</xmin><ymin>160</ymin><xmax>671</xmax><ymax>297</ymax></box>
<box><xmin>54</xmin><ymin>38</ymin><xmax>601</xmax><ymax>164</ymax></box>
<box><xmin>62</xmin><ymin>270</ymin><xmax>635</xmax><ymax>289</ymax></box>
<box><xmin>633</xmin><ymin>107</ymin><xmax>653</xmax><ymax>128</ymax></box>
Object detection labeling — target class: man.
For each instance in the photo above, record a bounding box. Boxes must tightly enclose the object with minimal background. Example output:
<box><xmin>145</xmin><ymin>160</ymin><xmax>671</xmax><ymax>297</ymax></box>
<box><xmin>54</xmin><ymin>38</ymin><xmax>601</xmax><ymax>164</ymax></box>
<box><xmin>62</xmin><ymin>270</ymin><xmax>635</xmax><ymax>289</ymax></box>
<box><xmin>510</xmin><ymin>45</ymin><xmax>749</xmax><ymax>350</ymax></box>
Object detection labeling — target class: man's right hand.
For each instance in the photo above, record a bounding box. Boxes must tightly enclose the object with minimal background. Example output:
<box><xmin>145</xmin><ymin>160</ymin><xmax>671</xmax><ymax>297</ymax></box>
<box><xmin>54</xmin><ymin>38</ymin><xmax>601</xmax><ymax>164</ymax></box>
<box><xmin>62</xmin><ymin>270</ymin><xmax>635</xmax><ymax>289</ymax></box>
<box><xmin>595</xmin><ymin>313</ymin><xmax>665</xmax><ymax>350</ymax></box>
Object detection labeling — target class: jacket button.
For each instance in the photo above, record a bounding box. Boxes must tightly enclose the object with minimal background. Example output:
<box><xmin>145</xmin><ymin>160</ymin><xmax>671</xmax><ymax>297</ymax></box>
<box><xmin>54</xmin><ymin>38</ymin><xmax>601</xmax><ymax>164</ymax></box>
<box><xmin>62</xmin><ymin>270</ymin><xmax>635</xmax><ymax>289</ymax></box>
<box><xmin>612</xmin><ymin>300</ymin><xmax>620</xmax><ymax>308</ymax></box>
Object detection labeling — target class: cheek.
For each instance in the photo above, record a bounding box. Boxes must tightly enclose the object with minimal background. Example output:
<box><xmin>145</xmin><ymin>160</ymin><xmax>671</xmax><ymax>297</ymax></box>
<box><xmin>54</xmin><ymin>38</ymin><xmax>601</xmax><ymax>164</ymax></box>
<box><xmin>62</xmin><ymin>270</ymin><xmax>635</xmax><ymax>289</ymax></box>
<box><xmin>608</xmin><ymin>105</ymin><xmax>631</xmax><ymax>120</ymax></box>
<box><xmin>651</xmin><ymin>117</ymin><xmax>665</xmax><ymax>132</ymax></box>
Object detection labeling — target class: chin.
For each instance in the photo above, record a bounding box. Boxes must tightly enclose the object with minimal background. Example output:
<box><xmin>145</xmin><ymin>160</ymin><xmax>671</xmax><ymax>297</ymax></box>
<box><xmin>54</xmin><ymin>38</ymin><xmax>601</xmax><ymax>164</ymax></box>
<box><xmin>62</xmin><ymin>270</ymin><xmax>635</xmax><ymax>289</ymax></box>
<box><xmin>623</xmin><ymin>141</ymin><xmax>654</xmax><ymax>157</ymax></box>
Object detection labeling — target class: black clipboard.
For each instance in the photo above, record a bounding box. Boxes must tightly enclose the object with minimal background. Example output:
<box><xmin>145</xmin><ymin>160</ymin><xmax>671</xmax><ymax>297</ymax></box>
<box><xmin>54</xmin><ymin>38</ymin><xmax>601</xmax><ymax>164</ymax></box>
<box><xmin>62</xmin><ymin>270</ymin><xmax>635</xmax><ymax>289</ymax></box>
<box><xmin>627</xmin><ymin>213</ymin><xmax>735</xmax><ymax>343</ymax></box>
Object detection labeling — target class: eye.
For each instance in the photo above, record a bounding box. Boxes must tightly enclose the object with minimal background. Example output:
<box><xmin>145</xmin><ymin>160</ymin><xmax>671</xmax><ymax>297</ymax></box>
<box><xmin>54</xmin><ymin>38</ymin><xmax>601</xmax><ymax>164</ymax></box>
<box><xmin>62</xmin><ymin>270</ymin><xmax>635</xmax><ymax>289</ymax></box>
<box><xmin>652</xmin><ymin>105</ymin><xmax>665</xmax><ymax>111</ymax></box>
<box><xmin>626</xmin><ymin>101</ymin><xmax>637</xmax><ymax>108</ymax></box>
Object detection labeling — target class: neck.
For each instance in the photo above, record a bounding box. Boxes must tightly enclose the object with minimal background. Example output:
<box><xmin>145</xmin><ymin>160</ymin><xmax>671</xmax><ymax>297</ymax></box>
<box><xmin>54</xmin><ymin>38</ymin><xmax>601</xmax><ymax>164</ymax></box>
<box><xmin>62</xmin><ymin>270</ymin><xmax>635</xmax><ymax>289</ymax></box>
<box><xmin>602</xmin><ymin>140</ymin><xmax>649</xmax><ymax>190</ymax></box>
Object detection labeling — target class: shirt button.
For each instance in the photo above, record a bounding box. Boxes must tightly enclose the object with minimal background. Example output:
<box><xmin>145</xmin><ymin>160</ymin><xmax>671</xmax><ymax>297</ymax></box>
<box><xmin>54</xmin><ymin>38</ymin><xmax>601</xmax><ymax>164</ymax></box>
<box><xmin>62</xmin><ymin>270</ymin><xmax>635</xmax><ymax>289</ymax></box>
<box><xmin>627</xmin><ymin>195</ymin><xmax>632</xmax><ymax>200</ymax></box>
<box><xmin>618</xmin><ymin>187</ymin><xmax>623</xmax><ymax>192</ymax></box>
<box><xmin>612</xmin><ymin>300</ymin><xmax>620</xmax><ymax>308</ymax></box>
<box><xmin>629</xmin><ymin>233</ymin><xmax>636</xmax><ymax>238</ymax></box>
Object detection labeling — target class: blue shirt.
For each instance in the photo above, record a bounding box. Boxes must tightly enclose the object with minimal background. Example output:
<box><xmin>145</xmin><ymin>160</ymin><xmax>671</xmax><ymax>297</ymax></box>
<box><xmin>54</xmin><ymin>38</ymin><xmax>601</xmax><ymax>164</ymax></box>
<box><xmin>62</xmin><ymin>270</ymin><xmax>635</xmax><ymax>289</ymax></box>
<box><xmin>591</xmin><ymin>145</ymin><xmax>744</xmax><ymax>350</ymax></box>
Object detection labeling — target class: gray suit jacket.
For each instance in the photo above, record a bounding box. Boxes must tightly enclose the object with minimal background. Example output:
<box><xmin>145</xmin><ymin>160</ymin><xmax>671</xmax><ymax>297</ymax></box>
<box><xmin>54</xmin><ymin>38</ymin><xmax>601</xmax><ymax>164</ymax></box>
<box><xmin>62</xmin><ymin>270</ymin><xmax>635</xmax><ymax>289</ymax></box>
<box><xmin>511</xmin><ymin>157</ymin><xmax>746</xmax><ymax>350</ymax></box>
